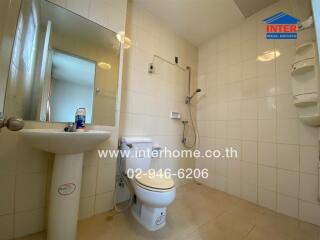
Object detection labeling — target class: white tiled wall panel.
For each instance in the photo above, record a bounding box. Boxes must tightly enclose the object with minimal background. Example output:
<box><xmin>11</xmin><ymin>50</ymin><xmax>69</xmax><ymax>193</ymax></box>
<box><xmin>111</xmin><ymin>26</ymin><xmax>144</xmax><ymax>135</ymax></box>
<box><xmin>196</xmin><ymin>0</ymin><xmax>320</xmax><ymax>226</ymax></box>
<box><xmin>0</xmin><ymin>0</ymin><xmax>127</xmax><ymax>239</ymax></box>
<box><xmin>119</xmin><ymin>1</ymin><xmax>198</xmax><ymax>188</ymax></box>
<box><xmin>49</xmin><ymin>0</ymin><xmax>127</xmax><ymax>33</ymax></box>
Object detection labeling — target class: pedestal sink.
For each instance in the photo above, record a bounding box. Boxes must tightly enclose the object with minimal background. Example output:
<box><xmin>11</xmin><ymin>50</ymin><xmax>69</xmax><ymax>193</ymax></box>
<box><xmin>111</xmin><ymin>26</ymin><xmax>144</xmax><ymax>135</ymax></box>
<box><xmin>19</xmin><ymin>129</ymin><xmax>111</xmax><ymax>240</ymax></box>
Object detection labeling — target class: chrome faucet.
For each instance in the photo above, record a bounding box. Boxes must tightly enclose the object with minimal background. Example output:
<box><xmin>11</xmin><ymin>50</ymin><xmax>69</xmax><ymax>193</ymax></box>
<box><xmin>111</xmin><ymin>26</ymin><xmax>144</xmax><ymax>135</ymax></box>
<box><xmin>64</xmin><ymin>122</ymin><xmax>76</xmax><ymax>132</ymax></box>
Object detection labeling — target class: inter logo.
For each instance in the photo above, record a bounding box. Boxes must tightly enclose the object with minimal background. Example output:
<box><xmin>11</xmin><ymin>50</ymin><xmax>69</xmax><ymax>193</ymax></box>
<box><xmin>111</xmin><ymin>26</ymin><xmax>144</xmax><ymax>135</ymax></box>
<box><xmin>263</xmin><ymin>12</ymin><xmax>300</xmax><ymax>39</ymax></box>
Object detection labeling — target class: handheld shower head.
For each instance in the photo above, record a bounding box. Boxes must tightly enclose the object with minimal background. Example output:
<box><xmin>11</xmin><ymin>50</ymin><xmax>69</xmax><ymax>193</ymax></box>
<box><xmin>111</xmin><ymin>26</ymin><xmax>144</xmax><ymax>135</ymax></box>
<box><xmin>185</xmin><ymin>88</ymin><xmax>202</xmax><ymax>104</ymax></box>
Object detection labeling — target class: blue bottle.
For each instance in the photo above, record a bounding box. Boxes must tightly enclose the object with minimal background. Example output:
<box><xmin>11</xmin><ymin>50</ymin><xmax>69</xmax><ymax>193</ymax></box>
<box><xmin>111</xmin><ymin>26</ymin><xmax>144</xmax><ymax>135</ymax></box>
<box><xmin>75</xmin><ymin>108</ymin><xmax>86</xmax><ymax>131</ymax></box>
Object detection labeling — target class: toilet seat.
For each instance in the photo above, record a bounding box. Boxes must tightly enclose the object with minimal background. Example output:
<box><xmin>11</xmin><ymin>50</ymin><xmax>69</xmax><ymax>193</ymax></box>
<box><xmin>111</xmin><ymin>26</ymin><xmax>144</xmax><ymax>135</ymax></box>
<box><xmin>134</xmin><ymin>171</ymin><xmax>175</xmax><ymax>192</ymax></box>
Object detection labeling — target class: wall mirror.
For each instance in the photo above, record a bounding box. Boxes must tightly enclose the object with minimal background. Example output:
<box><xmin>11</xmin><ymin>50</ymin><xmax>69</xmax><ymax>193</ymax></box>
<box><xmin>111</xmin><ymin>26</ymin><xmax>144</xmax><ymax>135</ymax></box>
<box><xmin>1</xmin><ymin>0</ymin><xmax>121</xmax><ymax>126</ymax></box>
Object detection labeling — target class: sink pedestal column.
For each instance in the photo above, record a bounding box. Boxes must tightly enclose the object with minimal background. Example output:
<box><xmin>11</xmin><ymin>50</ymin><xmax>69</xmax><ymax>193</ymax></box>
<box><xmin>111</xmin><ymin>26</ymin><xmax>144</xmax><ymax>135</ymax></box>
<box><xmin>48</xmin><ymin>153</ymin><xmax>84</xmax><ymax>240</ymax></box>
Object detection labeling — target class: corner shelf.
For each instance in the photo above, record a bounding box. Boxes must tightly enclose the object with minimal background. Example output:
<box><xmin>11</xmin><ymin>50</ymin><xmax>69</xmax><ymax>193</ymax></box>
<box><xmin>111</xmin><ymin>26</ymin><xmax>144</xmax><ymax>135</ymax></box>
<box><xmin>291</xmin><ymin>41</ymin><xmax>320</xmax><ymax>126</ymax></box>
<box><xmin>300</xmin><ymin>114</ymin><xmax>320</xmax><ymax>126</ymax></box>
<box><xmin>291</xmin><ymin>58</ymin><xmax>315</xmax><ymax>75</ymax></box>
<box><xmin>293</xmin><ymin>93</ymin><xmax>318</xmax><ymax>107</ymax></box>
<box><xmin>296</xmin><ymin>42</ymin><xmax>315</xmax><ymax>54</ymax></box>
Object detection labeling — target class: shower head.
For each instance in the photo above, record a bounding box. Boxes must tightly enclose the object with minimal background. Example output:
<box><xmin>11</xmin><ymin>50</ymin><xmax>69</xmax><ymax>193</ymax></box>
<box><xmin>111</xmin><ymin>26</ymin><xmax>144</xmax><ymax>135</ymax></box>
<box><xmin>185</xmin><ymin>88</ymin><xmax>202</xmax><ymax>104</ymax></box>
<box><xmin>190</xmin><ymin>88</ymin><xmax>202</xmax><ymax>98</ymax></box>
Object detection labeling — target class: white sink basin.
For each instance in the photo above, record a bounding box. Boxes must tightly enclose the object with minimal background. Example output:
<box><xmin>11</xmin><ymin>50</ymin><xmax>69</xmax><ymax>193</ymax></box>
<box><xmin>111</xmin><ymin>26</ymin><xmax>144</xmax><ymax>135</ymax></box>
<box><xmin>20</xmin><ymin>129</ymin><xmax>110</xmax><ymax>154</ymax></box>
<box><xmin>19</xmin><ymin>128</ymin><xmax>111</xmax><ymax>240</ymax></box>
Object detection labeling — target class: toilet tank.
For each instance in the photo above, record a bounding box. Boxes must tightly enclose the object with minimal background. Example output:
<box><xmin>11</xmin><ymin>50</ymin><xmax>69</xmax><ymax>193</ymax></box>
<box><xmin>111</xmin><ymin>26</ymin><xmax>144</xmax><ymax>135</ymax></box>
<box><xmin>121</xmin><ymin>137</ymin><xmax>153</xmax><ymax>172</ymax></box>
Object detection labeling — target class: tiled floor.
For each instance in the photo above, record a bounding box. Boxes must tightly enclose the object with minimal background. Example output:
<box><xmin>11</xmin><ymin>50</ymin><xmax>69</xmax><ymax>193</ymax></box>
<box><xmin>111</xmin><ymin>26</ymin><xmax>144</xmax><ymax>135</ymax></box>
<box><xmin>18</xmin><ymin>182</ymin><xmax>320</xmax><ymax>240</ymax></box>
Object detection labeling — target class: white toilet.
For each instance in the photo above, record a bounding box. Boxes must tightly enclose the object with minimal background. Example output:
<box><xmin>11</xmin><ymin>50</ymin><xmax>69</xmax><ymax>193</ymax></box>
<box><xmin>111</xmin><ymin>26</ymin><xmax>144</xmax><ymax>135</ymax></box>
<box><xmin>121</xmin><ymin>137</ymin><xmax>176</xmax><ymax>231</ymax></box>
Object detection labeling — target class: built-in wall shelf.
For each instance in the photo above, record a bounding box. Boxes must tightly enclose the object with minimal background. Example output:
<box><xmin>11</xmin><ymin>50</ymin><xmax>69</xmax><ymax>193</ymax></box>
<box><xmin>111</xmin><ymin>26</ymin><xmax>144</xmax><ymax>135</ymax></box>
<box><xmin>291</xmin><ymin>41</ymin><xmax>320</xmax><ymax>126</ymax></box>
<box><xmin>295</xmin><ymin>42</ymin><xmax>316</xmax><ymax>62</ymax></box>
<box><xmin>293</xmin><ymin>93</ymin><xmax>318</xmax><ymax>107</ymax></box>
<box><xmin>292</xmin><ymin>59</ymin><xmax>315</xmax><ymax>75</ymax></box>
<box><xmin>300</xmin><ymin>114</ymin><xmax>320</xmax><ymax>126</ymax></box>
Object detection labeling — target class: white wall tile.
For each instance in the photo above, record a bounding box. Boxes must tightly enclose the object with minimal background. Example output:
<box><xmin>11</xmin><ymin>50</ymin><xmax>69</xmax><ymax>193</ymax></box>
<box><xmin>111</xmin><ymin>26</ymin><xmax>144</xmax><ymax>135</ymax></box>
<box><xmin>195</xmin><ymin>0</ymin><xmax>318</xmax><ymax>226</ymax></box>
<box><xmin>15</xmin><ymin>174</ymin><xmax>47</xmax><ymax>212</ymax></box>
<box><xmin>276</xmin><ymin>70</ymin><xmax>292</xmax><ymax>95</ymax></box>
<box><xmin>16</xmin><ymin>147</ymin><xmax>49</xmax><ymax>174</ymax></box>
<box><xmin>215</xmin><ymin>158</ymin><xmax>228</xmax><ymax>177</ymax></box>
<box><xmin>242</xmin><ymin>59</ymin><xmax>257</xmax><ymax>79</ymax></box>
<box><xmin>241</xmin><ymin>38</ymin><xmax>257</xmax><ymax>61</ymax></box>
<box><xmin>299</xmin><ymin>173</ymin><xmax>318</xmax><ymax>203</ymax></box>
<box><xmin>227</xmin><ymin>120</ymin><xmax>241</xmax><ymax>139</ymax></box>
<box><xmin>257</xmin><ymin>57</ymin><xmax>275</xmax><ymax>77</ymax></box>
<box><xmin>299</xmin><ymin>201</ymin><xmax>320</xmax><ymax>226</ymax></box>
<box><xmin>277</xmin><ymin>144</ymin><xmax>299</xmax><ymax>171</ymax></box>
<box><xmin>277</xmin><ymin>169</ymin><xmax>299</xmax><ymax>198</ymax></box>
<box><xmin>241</xmin><ymin>120</ymin><xmax>258</xmax><ymax>141</ymax></box>
<box><xmin>258</xmin><ymin>97</ymin><xmax>276</xmax><ymax>119</ymax></box>
<box><xmin>66</xmin><ymin>0</ymin><xmax>90</xmax><ymax>17</ymax></box>
<box><xmin>0</xmin><ymin>0</ymin><xmax>127</xmax><ymax>238</ymax></box>
<box><xmin>258</xmin><ymin>142</ymin><xmax>277</xmax><ymax>167</ymax></box>
<box><xmin>48</xmin><ymin>0</ymin><xmax>66</xmax><ymax>7</ymax></box>
<box><xmin>94</xmin><ymin>192</ymin><xmax>114</xmax><ymax>215</ymax></box>
<box><xmin>299</xmin><ymin>123</ymin><xmax>318</xmax><ymax>146</ymax></box>
<box><xmin>79</xmin><ymin>196</ymin><xmax>95</xmax><ymax>220</ymax></box>
<box><xmin>14</xmin><ymin>209</ymin><xmax>45</xmax><ymax>238</ymax></box>
<box><xmin>258</xmin><ymin>165</ymin><xmax>277</xmax><ymax>191</ymax></box>
<box><xmin>96</xmin><ymin>162</ymin><xmax>116</xmax><ymax>194</ymax></box>
<box><xmin>0</xmin><ymin>133</ymin><xmax>18</xmax><ymax>175</ymax></box>
<box><xmin>257</xmin><ymin>75</ymin><xmax>276</xmax><ymax>97</ymax></box>
<box><xmin>276</xmin><ymin>94</ymin><xmax>298</xmax><ymax>119</ymax></box>
<box><xmin>241</xmin><ymin>99</ymin><xmax>258</xmax><ymax>119</ymax></box>
<box><xmin>0</xmin><ymin>175</ymin><xmax>14</xmax><ymax>216</ymax></box>
<box><xmin>215</xmin><ymin>121</ymin><xmax>227</xmax><ymax>139</ymax></box>
<box><xmin>241</xmin><ymin>161</ymin><xmax>258</xmax><ymax>184</ymax></box>
<box><xmin>228</xmin><ymin>159</ymin><xmax>241</xmax><ymax>180</ymax></box>
<box><xmin>227</xmin><ymin>179</ymin><xmax>241</xmax><ymax>197</ymax></box>
<box><xmin>277</xmin><ymin>194</ymin><xmax>299</xmax><ymax>218</ymax></box>
<box><xmin>242</xmin><ymin>141</ymin><xmax>258</xmax><ymax>163</ymax></box>
<box><xmin>88</xmin><ymin>1</ymin><xmax>109</xmax><ymax>28</ymax></box>
<box><xmin>258</xmin><ymin>119</ymin><xmax>276</xmax><ymax>142</ymax></box>
<box><xmin>277</xmin><ymin>119</ymin><xmax>300</xmax><ymax>144</ymax></box>
<box><xmin>0</xmin><ymin>214</ymin><xmax>13</xmax><ymax>240</ymax></box>
<box><xmin>227</xmin><ymin>101</ymin><xmax>241</xmax><ymax>120</ymax></box>
<box><xmin>242</xmin><ymin>78</ymin><xmax>257</xmax><ymax>98</ymax></box>
<box><xmin>241</xmin><ymin>182</ymin><xmax>258</xmax><ymax>203</ymax></box>
<box><xmin>228</xmin><ymin>82</ymin><xmax>242</xmax><ymax>101</ymax></box>
<box><xmin>258</xmin><ymin>188</ymin><xmax>277</xmax><ymax>210</ymax></box>
<box><xmin>300</xmin><ymin>146</ymin><xmax>318</xmax><ymax>175</ymax></box>
<box><xmin>214</xmin><ymin>175</ymin><xmax>227</xmax><ymax>192</ymax></box>
<box><xmin>81</xmin><ymin>166</ymin><xmax>97</xmax><ymax>198</ymax></box>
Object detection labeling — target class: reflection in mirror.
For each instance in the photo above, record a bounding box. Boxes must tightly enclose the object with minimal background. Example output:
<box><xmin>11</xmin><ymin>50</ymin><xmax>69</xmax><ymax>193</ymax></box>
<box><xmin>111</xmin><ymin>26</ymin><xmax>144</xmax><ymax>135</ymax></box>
<box><xmin>50</xmin><ymin>51</ymin><xmax>95</xmax><ymax>123</ymax></box>
<box><xmin>0</xmin><ymin>0</ymin><xmax>21</xmax><ymax>114</ymax></box>
<box><xmin>3</xmin><ymin>0</ymin><xmax>120</xmax><ymax>126</ymax></box>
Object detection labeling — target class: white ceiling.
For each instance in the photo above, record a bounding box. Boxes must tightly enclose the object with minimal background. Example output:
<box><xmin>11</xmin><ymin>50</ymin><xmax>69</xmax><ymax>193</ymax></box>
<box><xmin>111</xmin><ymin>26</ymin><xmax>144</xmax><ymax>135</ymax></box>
<box><xmin>233</xmin><ymin>0</ymin><xmax>279</xmax><ymax>17</ymax></box>
<box><xmin>132</xmin><ymin>0</ymin><xmax>280</xmax><ymax>46</ymax></box>
<box><xmin>133</xmin><ymin>0</ymin><xmax>245</xmax><ymax>46</ymax></box>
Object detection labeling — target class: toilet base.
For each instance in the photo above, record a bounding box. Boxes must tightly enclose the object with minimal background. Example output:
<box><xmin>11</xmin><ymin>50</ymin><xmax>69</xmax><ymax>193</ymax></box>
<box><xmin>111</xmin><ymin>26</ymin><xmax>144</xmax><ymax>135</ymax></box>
<box><xmin>131</xmin><ymin>199</ymin><xmax>167</xmax><ymax>231</ymax></box>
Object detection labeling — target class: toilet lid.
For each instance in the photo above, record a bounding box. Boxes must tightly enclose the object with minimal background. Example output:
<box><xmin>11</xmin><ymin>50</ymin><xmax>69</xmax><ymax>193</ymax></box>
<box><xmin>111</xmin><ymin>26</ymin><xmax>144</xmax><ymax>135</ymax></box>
<box><xmin>134</xmin><ymin>171</ymin><xmax>175</xmax><ymax>190</ymax></box>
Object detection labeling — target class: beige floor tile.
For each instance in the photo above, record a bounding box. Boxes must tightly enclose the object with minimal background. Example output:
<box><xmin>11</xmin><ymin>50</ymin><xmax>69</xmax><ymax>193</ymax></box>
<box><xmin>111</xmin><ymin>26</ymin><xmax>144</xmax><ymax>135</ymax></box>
<box><xmin>15</xmin><ymin>183</ymin><xmax>320</xmax><ymax>240</ymax></box>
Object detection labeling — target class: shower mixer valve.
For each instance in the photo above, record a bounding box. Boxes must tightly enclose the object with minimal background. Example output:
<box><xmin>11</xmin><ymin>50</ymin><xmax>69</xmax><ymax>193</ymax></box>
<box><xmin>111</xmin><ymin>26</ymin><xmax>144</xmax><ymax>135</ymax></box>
<box><xmin>181</xmin><ymin>120</ymin><xmax>188</xmax><ymax>144</ymax></box>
